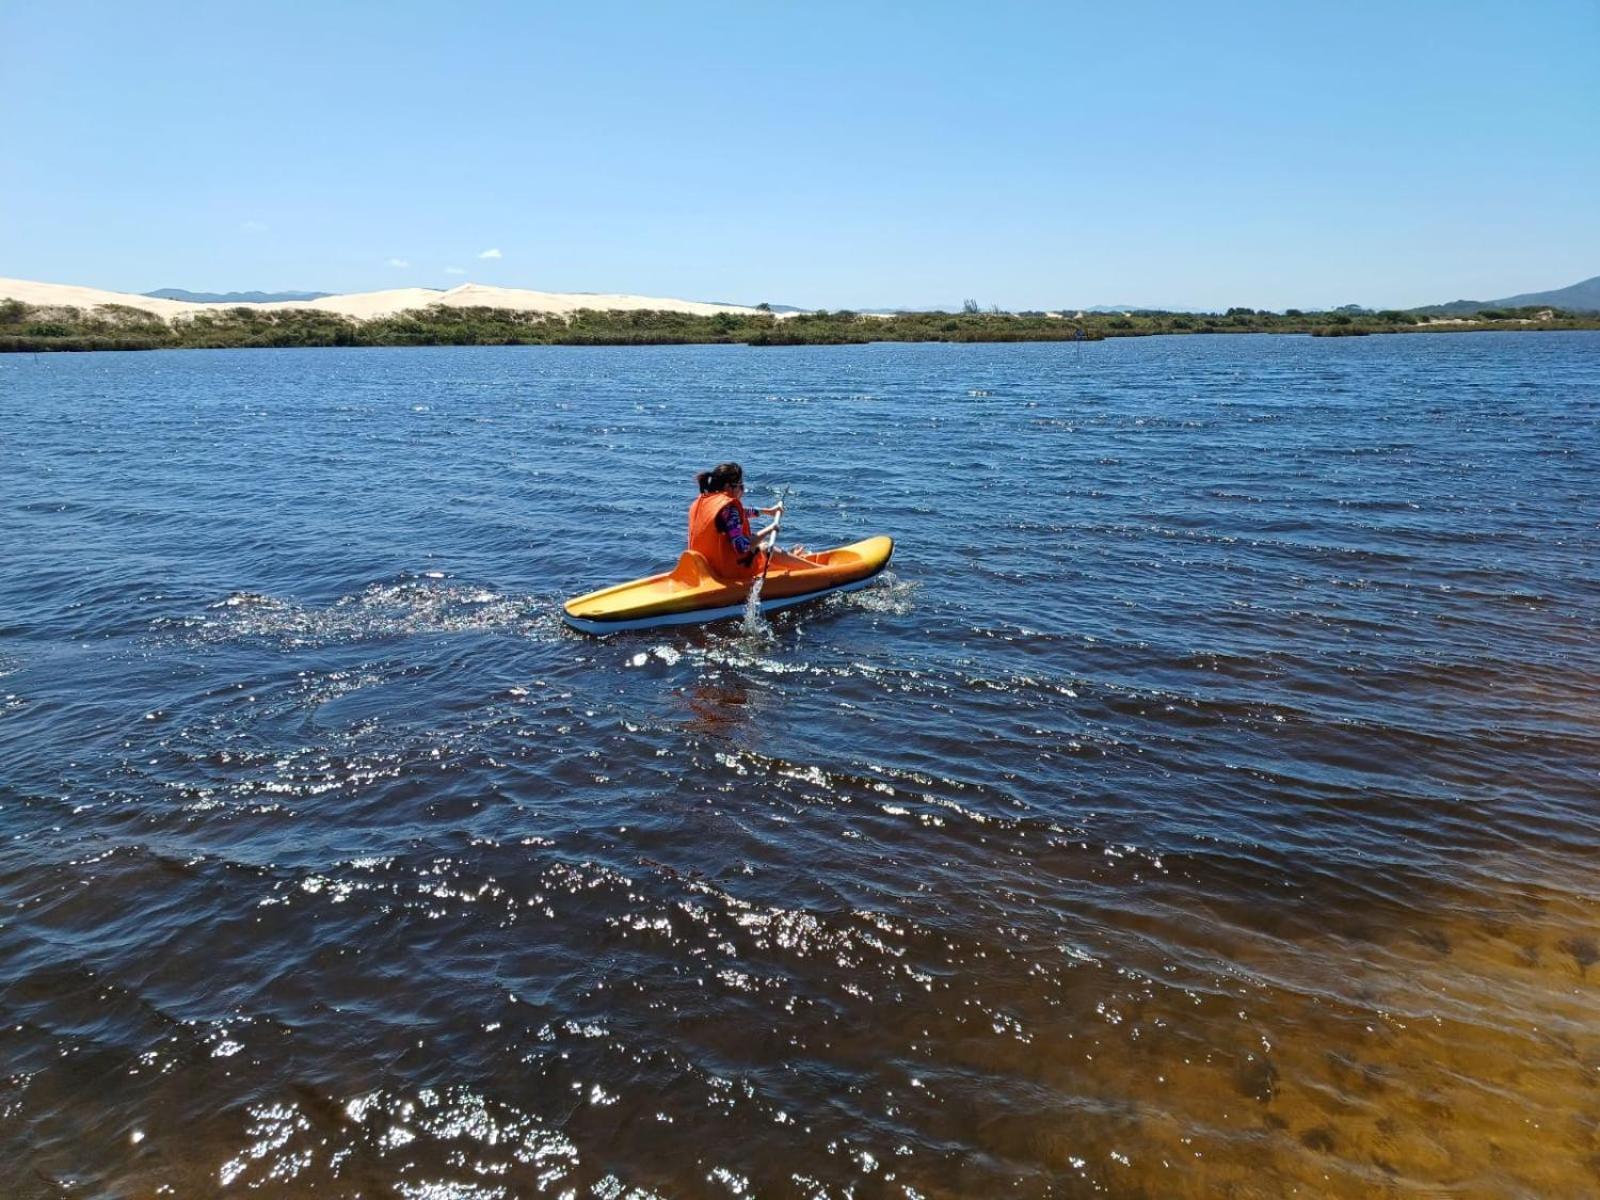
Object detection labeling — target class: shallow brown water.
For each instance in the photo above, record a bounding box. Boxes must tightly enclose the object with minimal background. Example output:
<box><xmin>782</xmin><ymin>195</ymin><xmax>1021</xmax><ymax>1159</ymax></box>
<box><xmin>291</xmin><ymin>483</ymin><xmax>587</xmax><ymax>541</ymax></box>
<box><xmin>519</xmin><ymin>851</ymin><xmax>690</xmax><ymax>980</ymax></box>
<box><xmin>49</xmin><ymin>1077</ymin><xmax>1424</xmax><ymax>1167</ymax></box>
<box><xmin>3</xmin><ymin>335</ymin><xmax>1598</xmax><ymax>1197</ymax></box>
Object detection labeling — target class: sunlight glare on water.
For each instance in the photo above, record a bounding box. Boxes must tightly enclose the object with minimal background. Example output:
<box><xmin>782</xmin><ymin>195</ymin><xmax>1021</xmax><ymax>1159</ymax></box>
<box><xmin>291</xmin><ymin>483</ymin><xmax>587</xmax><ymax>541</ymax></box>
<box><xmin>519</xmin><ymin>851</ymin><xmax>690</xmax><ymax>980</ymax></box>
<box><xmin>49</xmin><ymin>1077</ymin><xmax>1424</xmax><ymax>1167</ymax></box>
<box><xmin>2</xmin><ymin>334</ymin><xmax>1598</xmax><ymax>1198</ymax></box>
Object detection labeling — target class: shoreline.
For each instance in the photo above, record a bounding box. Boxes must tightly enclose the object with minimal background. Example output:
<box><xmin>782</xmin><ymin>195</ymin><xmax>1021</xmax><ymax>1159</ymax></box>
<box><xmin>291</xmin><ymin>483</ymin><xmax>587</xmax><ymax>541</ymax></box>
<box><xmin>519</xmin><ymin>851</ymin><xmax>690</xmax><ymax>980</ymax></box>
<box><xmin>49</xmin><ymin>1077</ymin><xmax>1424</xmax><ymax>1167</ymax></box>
<box><xmin>3</xmin><ymin>300</ymin><xmax>1597</xmax><ymax>354</ymax></box>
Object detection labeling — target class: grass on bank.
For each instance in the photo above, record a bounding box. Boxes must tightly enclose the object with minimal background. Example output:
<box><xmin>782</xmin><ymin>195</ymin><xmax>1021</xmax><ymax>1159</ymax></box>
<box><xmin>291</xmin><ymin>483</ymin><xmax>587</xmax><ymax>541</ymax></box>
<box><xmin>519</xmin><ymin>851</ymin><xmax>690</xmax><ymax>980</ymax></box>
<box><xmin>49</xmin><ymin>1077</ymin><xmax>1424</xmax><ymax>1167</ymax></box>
<box><xmin>1</xmin><ymin>298</ymin><xmax>1596</xmax><ymax>353</ymax></box>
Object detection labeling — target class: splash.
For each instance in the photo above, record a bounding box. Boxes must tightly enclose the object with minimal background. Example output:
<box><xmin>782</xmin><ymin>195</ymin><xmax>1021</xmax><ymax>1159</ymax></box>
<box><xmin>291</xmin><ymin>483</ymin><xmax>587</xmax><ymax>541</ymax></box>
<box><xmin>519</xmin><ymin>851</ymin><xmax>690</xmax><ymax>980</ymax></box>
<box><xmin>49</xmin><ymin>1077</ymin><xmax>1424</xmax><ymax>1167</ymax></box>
<box><xmin>840</xmin><ymin>571</ymin><xmax>916</xmax><ymax>617</ymax></box>
<box><xmin>161</xmin><ymin>576</ymin><xmax>564</xmax><ymax>647</ymax></box>
<box><xmin>740</xmin><ymin>574</ymin><xmax>768</xmax><ymax>636</ymax></box>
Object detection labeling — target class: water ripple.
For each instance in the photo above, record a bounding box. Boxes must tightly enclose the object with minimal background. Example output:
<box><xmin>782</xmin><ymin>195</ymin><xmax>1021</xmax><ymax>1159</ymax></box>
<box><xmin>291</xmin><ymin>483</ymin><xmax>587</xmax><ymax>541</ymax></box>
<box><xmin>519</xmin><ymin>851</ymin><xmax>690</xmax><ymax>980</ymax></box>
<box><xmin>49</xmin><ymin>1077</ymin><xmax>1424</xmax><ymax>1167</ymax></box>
<box><xmin>3</xmin><ymin>335</ymin><xmax>1598</xmax><ymax>1197</ymax></box>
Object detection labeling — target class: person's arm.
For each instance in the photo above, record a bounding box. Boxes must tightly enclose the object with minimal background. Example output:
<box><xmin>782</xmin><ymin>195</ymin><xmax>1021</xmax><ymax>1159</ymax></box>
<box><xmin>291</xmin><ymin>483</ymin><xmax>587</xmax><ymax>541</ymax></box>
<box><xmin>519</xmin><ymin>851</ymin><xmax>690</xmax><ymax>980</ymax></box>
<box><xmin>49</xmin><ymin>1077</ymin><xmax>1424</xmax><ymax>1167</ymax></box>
<box><xmin>716</xmin><ymin>504</ymin><xmax>766</xmax><ymax>566</ymax></box>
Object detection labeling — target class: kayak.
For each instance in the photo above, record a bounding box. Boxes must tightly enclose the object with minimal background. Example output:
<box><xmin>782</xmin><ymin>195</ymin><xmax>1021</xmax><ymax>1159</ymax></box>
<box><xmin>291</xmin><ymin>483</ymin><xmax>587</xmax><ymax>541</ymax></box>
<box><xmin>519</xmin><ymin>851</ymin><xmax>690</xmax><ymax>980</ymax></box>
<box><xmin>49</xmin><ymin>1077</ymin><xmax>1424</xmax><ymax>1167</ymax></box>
<box><xmin>563</xmin><ymin>535</ymin><xmax>894</xmax><ymax>635</ymax></box>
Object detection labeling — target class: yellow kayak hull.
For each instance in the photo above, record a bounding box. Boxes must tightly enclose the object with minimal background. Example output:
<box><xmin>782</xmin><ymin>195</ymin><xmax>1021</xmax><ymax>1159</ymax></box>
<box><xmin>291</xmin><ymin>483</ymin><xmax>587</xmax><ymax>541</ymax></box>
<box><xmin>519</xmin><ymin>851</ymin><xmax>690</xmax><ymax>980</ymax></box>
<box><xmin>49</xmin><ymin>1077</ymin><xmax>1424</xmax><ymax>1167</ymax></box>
<box><xmin>563</xmin><ymin>535</ymin><xmax>894</xmax><ymax>635</ymax></box>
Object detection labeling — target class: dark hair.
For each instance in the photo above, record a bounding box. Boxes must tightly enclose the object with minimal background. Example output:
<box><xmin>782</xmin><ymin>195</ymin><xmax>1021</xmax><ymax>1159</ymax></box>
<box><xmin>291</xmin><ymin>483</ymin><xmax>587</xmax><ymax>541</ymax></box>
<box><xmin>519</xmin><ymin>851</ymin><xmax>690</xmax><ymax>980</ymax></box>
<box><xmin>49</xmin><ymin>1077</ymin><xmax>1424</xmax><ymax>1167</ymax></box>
<box><xmin>696</xmin><ymin>461</ymin><xmax>744</xmax><ymax>493</ymax></box>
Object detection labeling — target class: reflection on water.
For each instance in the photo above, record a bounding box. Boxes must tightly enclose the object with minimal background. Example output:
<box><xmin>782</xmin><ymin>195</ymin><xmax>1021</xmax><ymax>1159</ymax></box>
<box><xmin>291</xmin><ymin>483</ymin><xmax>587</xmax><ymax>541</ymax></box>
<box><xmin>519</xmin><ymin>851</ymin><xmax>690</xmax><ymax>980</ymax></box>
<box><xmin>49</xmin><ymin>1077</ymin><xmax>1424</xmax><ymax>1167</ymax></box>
<box><xmin>680</xmin><ymin>675</ymin><xmax>761</xmax><ymax>738</ymax></box>
<box><xmin>3</xmin><ymin>336</ymin><xmax>1598</xmax><ymax>1197</ymax></box>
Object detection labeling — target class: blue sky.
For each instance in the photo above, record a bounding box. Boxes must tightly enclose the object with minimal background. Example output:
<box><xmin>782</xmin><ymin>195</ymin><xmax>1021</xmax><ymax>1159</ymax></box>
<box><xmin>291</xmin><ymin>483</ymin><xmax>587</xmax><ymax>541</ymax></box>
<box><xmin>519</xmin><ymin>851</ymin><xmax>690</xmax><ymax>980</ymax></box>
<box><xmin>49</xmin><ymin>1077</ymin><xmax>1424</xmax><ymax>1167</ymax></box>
<box><xmin>3</xmin><ymin>1</ymin><xmax>1595</xmax><ymax>310</ymax></box>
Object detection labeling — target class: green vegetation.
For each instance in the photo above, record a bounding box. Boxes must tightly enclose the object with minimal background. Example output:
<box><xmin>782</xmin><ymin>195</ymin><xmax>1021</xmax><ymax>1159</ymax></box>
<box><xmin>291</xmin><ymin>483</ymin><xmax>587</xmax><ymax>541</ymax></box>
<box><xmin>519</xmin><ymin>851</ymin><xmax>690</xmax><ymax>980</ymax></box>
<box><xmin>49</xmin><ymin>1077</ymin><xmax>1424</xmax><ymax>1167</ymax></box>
<box><xmin>1</xmin><ymin>300</ymin><xmax>1596</xmax><ymax>354</ymax></box>
<box><xmin>0</xmin><ymin>303</ymin><xmax>1108</xmax><ymax>351</ymax></box>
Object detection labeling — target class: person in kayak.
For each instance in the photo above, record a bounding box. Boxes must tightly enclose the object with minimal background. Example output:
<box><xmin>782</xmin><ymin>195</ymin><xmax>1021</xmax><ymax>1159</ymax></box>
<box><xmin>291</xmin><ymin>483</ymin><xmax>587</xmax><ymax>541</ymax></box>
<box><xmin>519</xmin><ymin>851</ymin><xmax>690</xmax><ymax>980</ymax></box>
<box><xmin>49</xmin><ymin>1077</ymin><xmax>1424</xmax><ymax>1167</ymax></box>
<box><xmin>688</xmin><ymin>462</ymin><xmax>784</xmax><ymax>581</ymax></box>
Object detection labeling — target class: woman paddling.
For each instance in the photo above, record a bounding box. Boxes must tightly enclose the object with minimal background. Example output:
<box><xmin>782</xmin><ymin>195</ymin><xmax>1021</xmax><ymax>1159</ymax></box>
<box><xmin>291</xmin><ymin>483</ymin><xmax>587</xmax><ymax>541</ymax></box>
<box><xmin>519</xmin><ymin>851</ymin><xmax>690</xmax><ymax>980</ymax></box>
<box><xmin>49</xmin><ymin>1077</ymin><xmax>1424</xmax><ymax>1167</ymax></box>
<box><xmin>688</xmin><ymin>462</ymin><xmax>808</xmax><ymax>581</ymax></box>
<box><xmin>562</xmin><ymin>464</ymin><xmax>892</xmax><ymax>633</ymax></box>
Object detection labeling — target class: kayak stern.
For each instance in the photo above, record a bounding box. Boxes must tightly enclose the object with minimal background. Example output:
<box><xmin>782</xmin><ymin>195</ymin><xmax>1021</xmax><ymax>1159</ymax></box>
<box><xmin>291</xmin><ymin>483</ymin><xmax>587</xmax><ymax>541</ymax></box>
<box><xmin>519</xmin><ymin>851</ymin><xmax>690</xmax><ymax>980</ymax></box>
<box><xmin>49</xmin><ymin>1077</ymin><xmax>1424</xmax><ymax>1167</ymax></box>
<box><xmin>563</xmin><ymin>535</ymin><xmax>893</xmax><ymax>635</ymax></box>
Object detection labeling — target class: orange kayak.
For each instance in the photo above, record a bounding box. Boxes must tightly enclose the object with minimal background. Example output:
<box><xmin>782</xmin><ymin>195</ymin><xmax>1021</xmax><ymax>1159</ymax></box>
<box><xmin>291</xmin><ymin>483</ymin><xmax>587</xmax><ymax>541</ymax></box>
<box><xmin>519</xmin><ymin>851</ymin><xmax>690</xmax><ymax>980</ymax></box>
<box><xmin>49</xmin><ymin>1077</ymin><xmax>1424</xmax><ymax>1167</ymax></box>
<box><xmin>562</xmin><ymin>535</ymin><xmax>894</xmax><ymax>635</ymax></box>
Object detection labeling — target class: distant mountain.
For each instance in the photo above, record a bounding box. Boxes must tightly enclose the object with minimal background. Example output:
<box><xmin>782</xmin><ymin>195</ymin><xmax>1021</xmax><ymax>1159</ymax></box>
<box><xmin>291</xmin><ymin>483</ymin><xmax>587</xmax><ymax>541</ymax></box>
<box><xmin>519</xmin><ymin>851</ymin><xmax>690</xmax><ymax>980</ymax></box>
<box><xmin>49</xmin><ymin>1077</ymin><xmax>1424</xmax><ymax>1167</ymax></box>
<box><xmin>1414</xmin><ymin>274</ymin><xmax>1600</xmax><ymax>316</ymax></box>
<box><xmin>144</xmin><ymin>288</ymin><xmax>333</xmax><ymax>303</ymax></box>
<box><xmin>1083</xmin><ymin>304</ymin><xmax>1204</xmax><ymax>314</ymax></box>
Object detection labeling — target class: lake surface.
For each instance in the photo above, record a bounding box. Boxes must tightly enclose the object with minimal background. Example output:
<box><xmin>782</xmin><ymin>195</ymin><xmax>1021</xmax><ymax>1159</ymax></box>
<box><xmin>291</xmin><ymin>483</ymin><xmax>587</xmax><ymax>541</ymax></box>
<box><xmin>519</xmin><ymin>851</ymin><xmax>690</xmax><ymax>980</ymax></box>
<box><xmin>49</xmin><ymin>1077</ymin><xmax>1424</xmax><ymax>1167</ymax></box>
<box><xmin>3</xmin><ymin>333</ymin><xmax>1597</xmax><ymax>1199</ymax></box>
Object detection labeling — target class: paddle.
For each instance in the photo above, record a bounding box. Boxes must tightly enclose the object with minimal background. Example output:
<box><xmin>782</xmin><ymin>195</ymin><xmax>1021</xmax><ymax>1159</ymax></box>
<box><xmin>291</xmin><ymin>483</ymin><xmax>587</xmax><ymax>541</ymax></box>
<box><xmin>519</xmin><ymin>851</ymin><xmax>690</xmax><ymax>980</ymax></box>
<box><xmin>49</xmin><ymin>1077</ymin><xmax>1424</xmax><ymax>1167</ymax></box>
<box><xmin>755</xmin><ymin>486</ymin><xmax>791</xmax><ymax>593</ymax></box>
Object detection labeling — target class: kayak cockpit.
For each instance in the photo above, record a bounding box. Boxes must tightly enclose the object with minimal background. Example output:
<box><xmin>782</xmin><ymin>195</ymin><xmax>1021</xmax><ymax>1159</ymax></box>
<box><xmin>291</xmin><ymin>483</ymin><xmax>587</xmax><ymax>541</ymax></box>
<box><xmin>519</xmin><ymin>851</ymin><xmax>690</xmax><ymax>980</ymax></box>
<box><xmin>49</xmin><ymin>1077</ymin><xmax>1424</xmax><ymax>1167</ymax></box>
<box><xmin>562</xmin><ymin>535</ymin><xmax>894</xmax><ymax>635</ymax></box>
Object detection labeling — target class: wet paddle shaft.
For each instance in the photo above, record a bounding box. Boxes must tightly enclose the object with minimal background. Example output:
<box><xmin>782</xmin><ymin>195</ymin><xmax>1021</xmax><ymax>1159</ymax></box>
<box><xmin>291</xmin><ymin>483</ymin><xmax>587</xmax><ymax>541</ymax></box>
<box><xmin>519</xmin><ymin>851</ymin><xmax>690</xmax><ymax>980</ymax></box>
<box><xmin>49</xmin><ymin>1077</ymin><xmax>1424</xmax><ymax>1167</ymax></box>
<box><xmin>756</xmin><ymin>486</ymin><xmax>791</xmax><ymax>591</ymax></box>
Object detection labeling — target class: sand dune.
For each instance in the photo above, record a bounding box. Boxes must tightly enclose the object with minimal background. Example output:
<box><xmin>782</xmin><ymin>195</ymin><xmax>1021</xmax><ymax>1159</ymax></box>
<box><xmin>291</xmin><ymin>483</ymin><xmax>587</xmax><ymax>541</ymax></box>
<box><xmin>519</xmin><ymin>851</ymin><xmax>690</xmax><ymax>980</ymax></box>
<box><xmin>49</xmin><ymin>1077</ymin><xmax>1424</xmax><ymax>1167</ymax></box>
<box><xmin>0</xmin><ymin>277</ymin><xmax>763</xmax><ymax>321</ymax></box>
<box><xmin>0</xmin><ymin>277</ymin><xmax>201</xmax><ymax>318</ymax></box>
<box><xmin>413</xmin><ymin>283</ymin><xmax>757</xmax><ymax>319</ymax></box>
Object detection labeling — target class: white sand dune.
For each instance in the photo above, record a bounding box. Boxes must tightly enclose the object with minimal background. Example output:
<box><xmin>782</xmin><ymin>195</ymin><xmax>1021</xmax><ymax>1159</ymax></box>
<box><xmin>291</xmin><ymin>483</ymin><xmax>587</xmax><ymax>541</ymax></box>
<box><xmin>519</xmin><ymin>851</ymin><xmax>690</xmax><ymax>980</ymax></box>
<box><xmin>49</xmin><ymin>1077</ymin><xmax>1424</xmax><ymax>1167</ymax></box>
<box><xmin>261</xmin><ymin>288</ymin><xmax>458</xmax><ymax>319</ymax></box>
<box><xmin>0</xmin><ymin>277</ymin><xmax>763</xmax><ymax>321</ymax></box>
<box><xmin>417</xmin><ymin>283</ymin><xmax>757</xmax><ymax>319</ymax></box>
<box><xmin>0</xmin><ymin>277</ymin><xmax>201</xmax><ymax>318</ymax></box>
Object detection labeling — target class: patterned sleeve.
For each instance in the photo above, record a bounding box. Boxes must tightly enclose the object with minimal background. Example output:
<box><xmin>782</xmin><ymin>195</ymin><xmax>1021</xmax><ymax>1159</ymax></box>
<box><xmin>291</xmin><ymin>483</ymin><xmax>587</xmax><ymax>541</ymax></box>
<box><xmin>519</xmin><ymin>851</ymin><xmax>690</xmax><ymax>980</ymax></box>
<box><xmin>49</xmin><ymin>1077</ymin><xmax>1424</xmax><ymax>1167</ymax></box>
<box><xmin>715</xmin><ymin>503</ymin><xmax>757</xmax><ymax>560</ymax></box>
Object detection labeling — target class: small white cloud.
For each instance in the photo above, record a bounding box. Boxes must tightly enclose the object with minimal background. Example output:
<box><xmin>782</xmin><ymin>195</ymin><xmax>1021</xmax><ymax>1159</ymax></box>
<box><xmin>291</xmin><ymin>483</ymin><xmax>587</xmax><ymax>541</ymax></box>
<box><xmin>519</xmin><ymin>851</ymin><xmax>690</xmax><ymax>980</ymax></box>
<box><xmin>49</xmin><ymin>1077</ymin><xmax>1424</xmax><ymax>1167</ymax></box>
<box><xmin>477</xmin><ymin>248</ymin><xmax>503</xmax><ymax>260</ymax></box>
<box><xmin>444</xmin><ymin>267</ymin><xmax>466</xmax><ymax>276</ymax></box>
<box><xmin>241</xmin><ymin>220</ymin><xmax>268</xmax><ymax>233</ymax></box>
<box><xmin>386</xmin><ymin>258</ymin><xmax>411</xmax><ymax>268</ymax></box>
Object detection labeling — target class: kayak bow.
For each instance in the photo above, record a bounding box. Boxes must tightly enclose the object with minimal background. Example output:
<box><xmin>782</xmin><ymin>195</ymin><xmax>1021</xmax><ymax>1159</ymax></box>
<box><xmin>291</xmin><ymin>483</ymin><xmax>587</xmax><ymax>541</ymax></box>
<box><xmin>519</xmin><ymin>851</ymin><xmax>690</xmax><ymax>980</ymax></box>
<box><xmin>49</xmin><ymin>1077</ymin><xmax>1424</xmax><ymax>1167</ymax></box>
<box><xmin>562</xmin><ymin>535</ymin><xmax>894</xmax><ymax>635</ymax></box>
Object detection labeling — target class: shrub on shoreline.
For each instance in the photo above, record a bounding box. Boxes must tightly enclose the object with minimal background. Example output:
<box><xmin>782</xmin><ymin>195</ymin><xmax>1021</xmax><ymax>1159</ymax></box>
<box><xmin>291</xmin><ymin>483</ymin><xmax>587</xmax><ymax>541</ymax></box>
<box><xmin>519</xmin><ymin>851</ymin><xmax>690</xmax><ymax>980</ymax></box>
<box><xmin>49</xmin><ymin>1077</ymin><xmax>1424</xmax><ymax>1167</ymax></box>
<box><xmin>1</xmin><ymin>301</ymin><xmax>1593</xmax><ymax>353</ymax></box>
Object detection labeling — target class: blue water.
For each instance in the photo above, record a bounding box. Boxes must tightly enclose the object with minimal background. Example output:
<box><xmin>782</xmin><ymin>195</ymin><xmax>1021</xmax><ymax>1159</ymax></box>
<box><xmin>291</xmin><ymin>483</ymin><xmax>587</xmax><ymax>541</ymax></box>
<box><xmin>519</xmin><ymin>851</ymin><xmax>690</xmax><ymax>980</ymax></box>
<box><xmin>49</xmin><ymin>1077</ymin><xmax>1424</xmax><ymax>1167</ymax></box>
<box><xmin>3</xmin><ymin>333</ymin><xmax>1598</xmax><ymax>1197</ymax></box>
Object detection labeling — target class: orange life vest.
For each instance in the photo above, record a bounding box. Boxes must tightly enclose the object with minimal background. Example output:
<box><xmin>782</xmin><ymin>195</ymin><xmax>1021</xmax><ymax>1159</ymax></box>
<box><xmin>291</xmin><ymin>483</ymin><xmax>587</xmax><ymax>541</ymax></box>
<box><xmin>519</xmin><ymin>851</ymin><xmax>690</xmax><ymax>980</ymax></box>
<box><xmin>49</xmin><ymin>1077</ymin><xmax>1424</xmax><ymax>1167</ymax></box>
<box><xmin>688</xmin><ymin>492</ymin><xmax>760</xmax><ymax>581</ymax></box>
